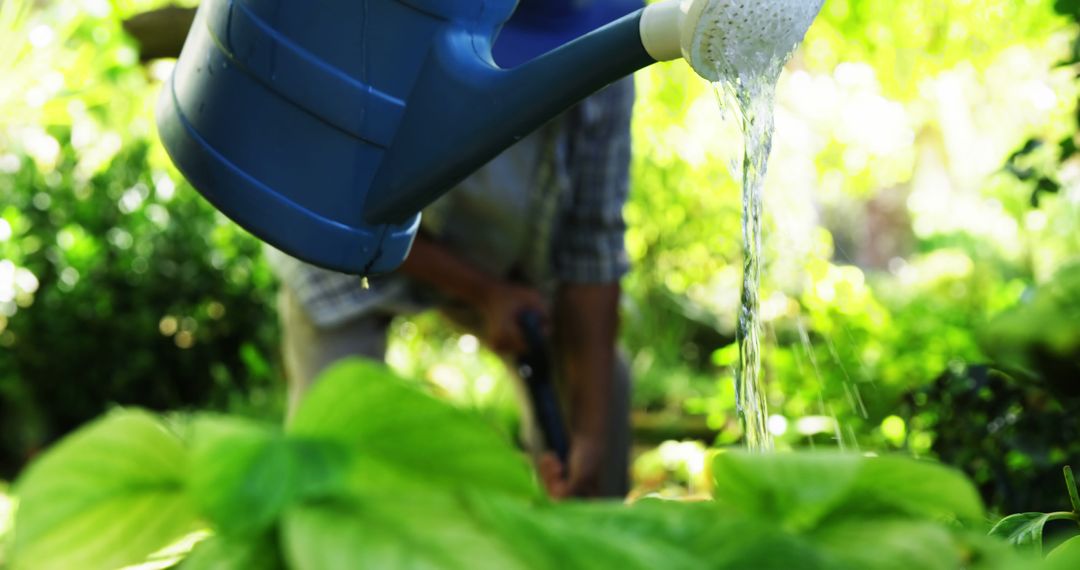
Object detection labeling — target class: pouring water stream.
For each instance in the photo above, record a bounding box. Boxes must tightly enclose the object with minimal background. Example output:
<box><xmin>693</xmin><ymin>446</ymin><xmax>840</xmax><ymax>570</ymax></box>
<box><xmin>720</xmin><ymin>75</ymin><xmax>776</xmax><ymax>452</ymax></box>
<box><xmin>689</xmin><ymin>0</ymin><xmax>825</xmax><ymax>451</ymax></box>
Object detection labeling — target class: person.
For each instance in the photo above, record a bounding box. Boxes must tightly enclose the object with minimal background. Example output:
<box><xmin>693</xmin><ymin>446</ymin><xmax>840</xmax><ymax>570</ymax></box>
<box><xmin>267</xmin><ymin>0</ymin><xmax>640</xmax><ymax>499</ymax></box>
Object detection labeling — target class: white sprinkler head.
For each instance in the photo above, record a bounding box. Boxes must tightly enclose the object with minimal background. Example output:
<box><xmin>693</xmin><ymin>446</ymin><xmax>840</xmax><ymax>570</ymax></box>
<box><xmin>641</xmin><ymin>0</ymin><xmax>825</xmax><ymax>83</ymax></box>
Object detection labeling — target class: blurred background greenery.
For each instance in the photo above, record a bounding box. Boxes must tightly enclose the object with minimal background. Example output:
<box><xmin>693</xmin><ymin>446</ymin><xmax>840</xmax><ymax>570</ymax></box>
<box><xmin>0</xmin><ymin>0</ymin><xmax>1078</xmax><ymax>518</ymax></box>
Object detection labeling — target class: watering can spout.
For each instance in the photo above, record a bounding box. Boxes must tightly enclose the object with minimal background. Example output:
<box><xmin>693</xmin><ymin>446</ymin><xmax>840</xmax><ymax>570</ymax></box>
<box><xmin>365</xmin><ymin>0</ymin><xmax>827</xmax><ymax>225</ymax></box>
<box><xmin>364</xmin><ymin>8</ymin><xmax>664</xmax><ymax>225</ymax></box>
<box><xmin>157</xmin><ymin>0</ymin><xmax>820</xmax><ymax>274</ymax></box>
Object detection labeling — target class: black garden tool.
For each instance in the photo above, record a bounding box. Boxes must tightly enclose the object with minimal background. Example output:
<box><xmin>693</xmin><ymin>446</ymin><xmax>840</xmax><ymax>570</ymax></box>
<box><xmin>517</xmin><ymin>311</ymin><xmax>570</xmax><ymax>466</ymax></box>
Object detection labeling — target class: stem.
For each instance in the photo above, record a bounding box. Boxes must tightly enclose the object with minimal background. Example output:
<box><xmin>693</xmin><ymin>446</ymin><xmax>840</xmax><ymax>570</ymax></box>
<box><xmin>1065</xmin><ymin>465</ymin><xmax>1080</xmax><ymax>517</ymax></box>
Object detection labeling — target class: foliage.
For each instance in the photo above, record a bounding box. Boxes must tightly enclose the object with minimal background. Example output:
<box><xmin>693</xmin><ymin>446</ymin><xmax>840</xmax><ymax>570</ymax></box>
<box><xmin>989</xmin><ymin>466</ymin><xmax>1080</xmax><ymax>557</ymax></box>
<box><xmin>0</xmin><ymin>135</ymin><xmax>282</xmax><ymax>475</ymax></box>
<box><xmin>2</xmin><ymin>0</ymin><xmax>1079</xmax><ymax>534</ymax></box>
<box><xmin>982</xmin><ymin>208</ymin><xmax>1080</xmax><ymax>388</ymax></box>
<box><xmin>0</xmin><ymin>0</ymin><xmax>282</xmax><ymax>477</ymax></box>
<box><xmin>888</xmin><ymin>0</ymin><xmax>1080</xmax><ymax>506</ymax></box>
<box><xmin>805</xmin><ymin>0</ymin><xmax>1068</xmax><ymax>99</ymax></box>
<box><xmin>0</xmin><ymin>482</ymin><xmax>12</xmax><ymax>568</ymax></box>
<box><xmin>910</xmin><ymin>263</ymin><xmax>1080</xmax><ymax>514</ymax></box>
<box><xmin>624</xmin><ymin>0</ymin><xmax>1080</xmax><ymax>516</ymax></box>
<box><xmin>7</xmin><ymin>360</ymin><xmax>1072</xmax><ymax>570</ymax></box>
<box><xmin>627</xmin><ymin>0</ymin><xmax>1077</xmax><ymax>406</ymax></box>
<box><xmin>899</xmin><ymin>364</ymin><xmax>1080</xmax><ymax>515</ymax></box>
<box><xmin>12</xmin><ymin>411</ymin><xmax>197</xmax><ymax>569</ymax></box>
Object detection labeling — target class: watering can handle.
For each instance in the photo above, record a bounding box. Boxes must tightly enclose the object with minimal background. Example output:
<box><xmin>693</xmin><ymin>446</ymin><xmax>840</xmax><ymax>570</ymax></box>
<box><xmin>517</xmin><ymin>311</ymin><xmax>571</xmax><ymax>466</ymax></box>
<box><xmin>364</xmin><ymin>8</ymin><xmax>659</xmax><ymax>226</ymax></box>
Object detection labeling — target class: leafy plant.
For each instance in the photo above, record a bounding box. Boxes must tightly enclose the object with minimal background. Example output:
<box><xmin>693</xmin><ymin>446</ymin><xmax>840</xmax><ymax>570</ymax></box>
<box><xmin>0</xmin><ymin>1</ymin><xmax>283</xmax><ymax>477</ymax></box>
<box><xmin>12</xmin><ymin>411</ymin><xmax>198</xmax><ymax>569</ymax></box>
<box><xmin>980</xmin><ymin>262</ymin><xmax>1080</xmax><ymax>392</ymax></box>
<box><xmin>896</xmin><ymin>263</ymin><xmax>1080</xmax><ymax>516</ymax></box>
<box><xmin>0</xmin><ymin>134</ymin><xmax>283</xmax><ymax>478</ymax></box>
<box><xmin>901</xmin><ymin>365</ymin><xmax>1080</xmax><ymax>514</ymax></box>
<box><xmin>990</xmin><ymin>466</ymin><xmax>1080</xmax><ymax>557</ymax></box>
<box><xmin>5</xmin><ymin>360</ymin><xmax>1076</xmax><ymax>569</ymax></box>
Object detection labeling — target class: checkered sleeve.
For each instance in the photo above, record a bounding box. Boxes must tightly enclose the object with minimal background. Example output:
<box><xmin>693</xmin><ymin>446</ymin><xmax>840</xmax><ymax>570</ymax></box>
<box><xmin>551</xmin><ymin>77</ymin><xmax>635</xmax><ymax>284</ymax></box>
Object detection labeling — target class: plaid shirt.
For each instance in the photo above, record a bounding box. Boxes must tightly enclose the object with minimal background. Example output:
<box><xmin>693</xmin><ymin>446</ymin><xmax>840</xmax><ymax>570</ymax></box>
<box><xmin>267</xmin><ymin>78</ymin><xmax>634</xmax><ymax>327</ymax></box>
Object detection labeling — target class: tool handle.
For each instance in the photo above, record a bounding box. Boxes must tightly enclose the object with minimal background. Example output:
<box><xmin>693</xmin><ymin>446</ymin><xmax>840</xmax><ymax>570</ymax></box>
<box><xmin>531</xmin><ymin>379</ymin><xmax>570</xmax><ymax>465</ymax></box>
<box><xmin>518</xmin><ymin>311</ymin><xmax>570</xmax><ymax>466</ymax></box>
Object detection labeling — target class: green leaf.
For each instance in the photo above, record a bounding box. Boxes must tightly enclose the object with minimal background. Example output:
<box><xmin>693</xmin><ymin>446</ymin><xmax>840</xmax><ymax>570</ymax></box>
<box><xmin>281</xmin><ymin>488</ymin><xmax>524</xmax><ymax>570</ymax></box>
<box><xmin>811</xmin><ymin>518</ymin><xmax>964</xmax><ymax>570</ymax></box>
<box><xmin>711</xmin><ymin>453</ymin><xmax>986</xmax><ymax>569</ymax></box>
<box><xmin>182</xmin><ymin>532</ymin><xmax>285</xmax><ymax>570</ymax></box>
<box><xmin>711</xmin><ymin>452</ymin><xmax>985</xmax><ymax>531</ymax></box>
<box><xmin>13</xmin><ymin>410</ymin><xmax>198</xmax><ymax>570</ymax></box>
<box><xmin>837</xmin><ymin>456</ymin><xmax>985</xmax><ymax>525</ymax></box>
<box><xmin>466</xmin><ymin>498</ymin><xmax>711</xmax><ymax>570</ymax></box>
<box><xmin>288</xmin><ymin>359</ymin><xmax>537</xmax><ymax>499</ymax></box>
<box><xmin>1064</xmin><ymin>466</ymin><xmax>1080</xmax><ymax>514</ymax></box>
<box><xmin>989</xmin><ymin>513</ymin><xmax>1052</xmax><ymax>554</ymax></box>
<box><xmin>711</xmin><ymin>451</ymin><xmax>861</xmax><ymax>530</ymax></box>
<box><xmin>549</xmin><ymin>500</ymin><xmax>735</xmax><ymax>561</ymax></box>
<box><xmin>1046</xmin><ymin>536</ymin><xmax>1080</xmax><ymax>569</ymax></box>
<box><xmin>283</xmin><ymin>486</ymin><xmax>822</xmax><ymax>570</ymax></box>
<box><xmin>504</xmin><ymin>499</ymin><xmax>825</xmax><ymax>570</ymax></box>
<box><xmin>955</xmin><ymin>531</ymin><xmax>1041</xmax><ymax>570</ymax></box>
<box><xmin>188</xmin><ymin>415</ymin><xmax>347</xmax><ymax>536</ymax></box>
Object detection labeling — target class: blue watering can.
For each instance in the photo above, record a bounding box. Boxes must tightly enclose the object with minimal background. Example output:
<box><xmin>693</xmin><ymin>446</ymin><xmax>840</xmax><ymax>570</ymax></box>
<box><xmin>156</xmin><ymin>0</ymin><xmax>721</xmax><ymax>274</ymax></box>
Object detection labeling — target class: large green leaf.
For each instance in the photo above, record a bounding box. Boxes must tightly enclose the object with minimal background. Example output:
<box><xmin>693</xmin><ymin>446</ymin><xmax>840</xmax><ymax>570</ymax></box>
<box><xmin>288</xmin><ymin>359</ymin><xmax>537</xmax><ymax>499</ymax></box>
<box><xmin>712</xmin><ymin>452</ymin><xmax>984</xmax><ymax>531</ymax></box>
<box><xmin>711</xmin><ymin>451</ymin><xmax>861</xmax><ymax>530</ymax></box>
<box><xmin>483</xmin><ymin>498</ymin><xmax>825</xmax><ymax>570</ymax></box>
<box><xmin>1045</xmin><ymin>536</ymin><xmax>1080</xmax><ymax>570</ymax></box>
<box><xmin>465</xmin><ymin>497</ymin><xmax>711</xmax><ymax>570</ymax></box>
<box><xmin>834</xmin><ymin>456</ymin><xmax>985</xmax><ymax>525</ymax></box>
<box><xmin>989</xmin><ymin>513</ymin><xmax>1052</xmax><ymax>554</ymax></box>
<box><xmin>182</xmin><ymin>532</ymin><xmax>284</xmax><ymax>570</ymax></box>
<box><xmin>12</xmin><ymin>410</ymin><xmax>198</xmax><ymax>570</ymax></box>
<box><xmin>810</xmin><ymin>518</ymin><xmax>963</xmax><ymax>570</ymax></box>
<box><xmin>283</xmin><ymin>487</ymin><xmax>819</xmax><ymax>570</ymax></box>
<box><xmin>710</xmin><ymin>452</ymin><xmax>990</xmax><ymax>569</ymax></box>
<box><xmin>542</xmin><ymin>499</ymin><xmax>737</xmax><ymax>564</ymax></box>
<box><xmin>950</xmin><ymin>531</ymin><xmax>1041</xmax><ymax>570</ymax></box>
<box><xmin>188</xmin><ymin>415</ymin><xmax>347</xmax><ymax>536</ymax></box>
<box><xmin>281</xmin><ymin>487</ymin><xmax>524</xmax><ymax>570</ymax></box>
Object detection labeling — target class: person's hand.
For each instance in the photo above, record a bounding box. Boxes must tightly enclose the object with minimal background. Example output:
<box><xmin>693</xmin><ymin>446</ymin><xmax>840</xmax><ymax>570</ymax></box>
<box><xmin>475</xmin><ymin>282</ymin><xmax>549</xmax><ymax>355</ymax></box>
<box><xmin>537</xmin><ymin>434</ymin><xmax>604</xmax><ymax>499</ymax></box>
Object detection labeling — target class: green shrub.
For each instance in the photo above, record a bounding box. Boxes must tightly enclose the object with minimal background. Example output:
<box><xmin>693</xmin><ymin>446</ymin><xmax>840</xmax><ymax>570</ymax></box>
<box><xmin>0</xmin><ymin>129</ymin><xmax>283</xmax><ymax>477</ymax></box>
<box><xmin>0</xmin><ymin>0</ymin><xmax>284</xmax><ymax>477</ymax></box>
<box><xmin>6</xmin><ymin>360</ymin><xmax>1078</xmax><ymax>569</ymax></box>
